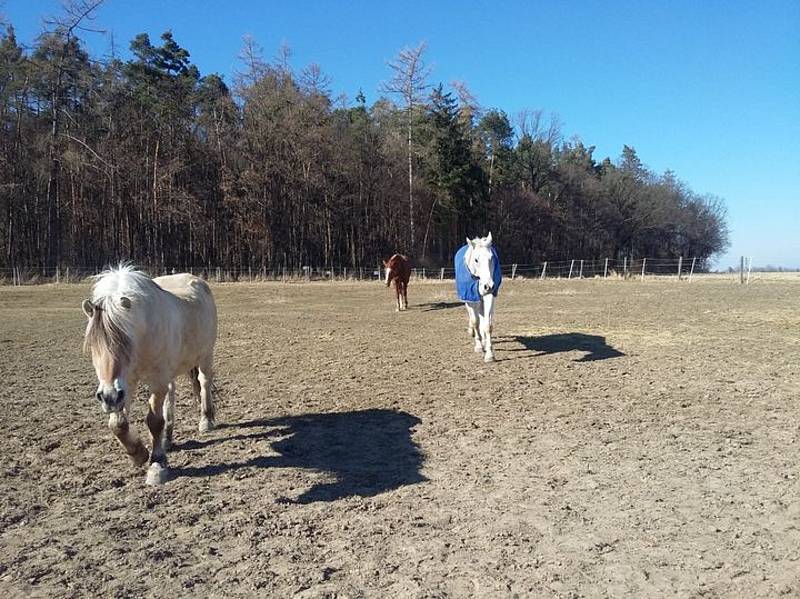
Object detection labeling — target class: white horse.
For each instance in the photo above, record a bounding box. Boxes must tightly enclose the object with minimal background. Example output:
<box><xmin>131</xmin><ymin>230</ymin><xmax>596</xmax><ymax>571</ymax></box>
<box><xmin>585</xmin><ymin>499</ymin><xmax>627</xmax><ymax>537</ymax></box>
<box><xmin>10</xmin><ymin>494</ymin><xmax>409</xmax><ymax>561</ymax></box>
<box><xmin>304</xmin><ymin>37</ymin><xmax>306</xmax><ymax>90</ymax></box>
<box><xmin>454</xmin><ymin>233</ymin><xmax>502</xmax><ymax>362</ymax></box>
<box><xmin>81</xmin><ymin>264</ymin><xmax>217</xmax><ymax>485</ymax></box>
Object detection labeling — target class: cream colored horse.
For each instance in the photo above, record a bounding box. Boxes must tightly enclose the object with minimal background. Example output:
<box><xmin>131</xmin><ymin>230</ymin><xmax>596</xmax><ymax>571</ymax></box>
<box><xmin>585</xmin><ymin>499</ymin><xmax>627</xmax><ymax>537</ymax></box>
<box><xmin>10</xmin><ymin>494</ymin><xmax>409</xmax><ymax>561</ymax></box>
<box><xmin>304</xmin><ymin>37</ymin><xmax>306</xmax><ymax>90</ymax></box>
<box><xmin>82</xmin><ymin>264</ymin><xmax>217</xmax><ymax>485</ymax></box>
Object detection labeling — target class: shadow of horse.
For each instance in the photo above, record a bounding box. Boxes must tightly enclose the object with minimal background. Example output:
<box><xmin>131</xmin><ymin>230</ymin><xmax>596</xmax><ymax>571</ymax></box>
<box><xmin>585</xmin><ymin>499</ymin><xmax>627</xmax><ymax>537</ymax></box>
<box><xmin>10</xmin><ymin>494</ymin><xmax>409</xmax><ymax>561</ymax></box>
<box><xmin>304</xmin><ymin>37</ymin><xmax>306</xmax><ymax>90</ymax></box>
<box><xmin>173</xmin><ymin>409</ymin><xmax>426</xmax><ymax>503</ymax></box>
<box><xmin>418</xmin><ymin>300</ymin><xmax>463</xmax><ymax>311</ymax></box>
<box><xmin>499</xmin><ymin>333</ymin><xmax>625</xmax><ymax>362</ymax></box>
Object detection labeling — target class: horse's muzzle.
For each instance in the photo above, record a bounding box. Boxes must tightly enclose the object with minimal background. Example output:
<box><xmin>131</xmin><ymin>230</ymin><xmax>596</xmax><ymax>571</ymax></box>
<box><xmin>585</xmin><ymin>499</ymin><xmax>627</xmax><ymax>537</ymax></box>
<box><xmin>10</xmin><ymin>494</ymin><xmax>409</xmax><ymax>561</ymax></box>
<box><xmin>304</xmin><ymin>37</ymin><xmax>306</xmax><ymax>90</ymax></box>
<box><xmin>480</xmin><ymin>282</ymin><xmax>494</xmax><ymax>295</ymax></box>
<box><xmin>97</xmin><ymin>388</ymin><xmax>125</xmax><ymax>412</ymax></box>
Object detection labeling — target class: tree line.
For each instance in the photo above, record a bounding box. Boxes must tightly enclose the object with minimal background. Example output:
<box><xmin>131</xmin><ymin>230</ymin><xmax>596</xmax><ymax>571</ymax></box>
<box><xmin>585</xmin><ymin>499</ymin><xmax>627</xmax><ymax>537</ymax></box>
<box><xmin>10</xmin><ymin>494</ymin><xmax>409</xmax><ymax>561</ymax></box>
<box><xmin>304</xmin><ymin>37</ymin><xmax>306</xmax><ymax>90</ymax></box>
<box><xmin>0</xmin><ymin>8</ymin><xmax>728</xmax><ymax>273</ymax></box>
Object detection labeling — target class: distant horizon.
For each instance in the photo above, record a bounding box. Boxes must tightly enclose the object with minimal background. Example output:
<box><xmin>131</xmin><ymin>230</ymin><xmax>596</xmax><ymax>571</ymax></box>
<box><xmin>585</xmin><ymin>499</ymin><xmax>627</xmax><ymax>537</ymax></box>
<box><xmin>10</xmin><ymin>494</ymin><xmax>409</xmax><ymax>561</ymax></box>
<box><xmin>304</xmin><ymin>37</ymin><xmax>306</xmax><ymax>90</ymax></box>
<box><xmin>3</xmin><ymin>0</ymin><xmax>798</xmax><ymax>268</ymax></box>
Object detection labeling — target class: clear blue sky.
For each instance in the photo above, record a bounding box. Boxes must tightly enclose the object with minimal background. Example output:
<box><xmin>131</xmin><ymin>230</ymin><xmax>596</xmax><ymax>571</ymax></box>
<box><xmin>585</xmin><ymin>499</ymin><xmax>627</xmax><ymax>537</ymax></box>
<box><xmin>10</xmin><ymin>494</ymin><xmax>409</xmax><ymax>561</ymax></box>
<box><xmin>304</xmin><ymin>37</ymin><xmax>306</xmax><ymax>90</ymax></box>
<box><xmin>4</xmin><ymin>0</ymin><xmax>799</xmax><ymax>268</ymax></box>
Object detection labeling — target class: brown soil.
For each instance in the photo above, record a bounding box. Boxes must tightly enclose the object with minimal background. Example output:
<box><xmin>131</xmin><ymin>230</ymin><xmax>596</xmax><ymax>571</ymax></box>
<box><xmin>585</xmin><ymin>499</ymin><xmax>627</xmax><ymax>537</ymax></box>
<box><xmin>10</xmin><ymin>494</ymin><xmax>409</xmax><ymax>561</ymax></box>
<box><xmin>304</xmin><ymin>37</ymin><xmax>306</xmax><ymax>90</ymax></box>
<box><xmin>1</xmin><ymin>278</ymin><xmax>798</xmax><ymax>598</ymax></box>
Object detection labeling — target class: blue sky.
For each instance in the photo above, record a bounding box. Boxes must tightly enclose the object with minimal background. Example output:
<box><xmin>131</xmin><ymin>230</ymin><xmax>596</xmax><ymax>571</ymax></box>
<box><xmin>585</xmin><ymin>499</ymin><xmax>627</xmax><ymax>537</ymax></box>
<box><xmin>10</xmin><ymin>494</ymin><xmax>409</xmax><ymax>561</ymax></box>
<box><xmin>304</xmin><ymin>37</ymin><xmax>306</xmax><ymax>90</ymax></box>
<box><xmin>4</xmin><ymin>0</ymin><xmax>799</xmax><ymax>268</ymax></box>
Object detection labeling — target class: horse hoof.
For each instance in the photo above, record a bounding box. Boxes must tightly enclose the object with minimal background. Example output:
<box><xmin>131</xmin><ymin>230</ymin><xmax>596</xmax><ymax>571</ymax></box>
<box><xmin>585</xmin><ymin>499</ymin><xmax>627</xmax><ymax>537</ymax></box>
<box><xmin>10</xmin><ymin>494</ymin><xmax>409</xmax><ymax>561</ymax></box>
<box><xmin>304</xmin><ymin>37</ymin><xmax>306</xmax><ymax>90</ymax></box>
<box><xmin>145</xmin><ymin>462</ymin><xmax>169</xmax><ymax>486</ymax></box>
<box><xmin>198</xmin><ymin>418</ymin><xmax>215</xmax><ymax>433</ymax></box>
<box><xmin>484</xmin><ymin>353</ymin><xmax>495</xmax><ymax>363</ymax></box>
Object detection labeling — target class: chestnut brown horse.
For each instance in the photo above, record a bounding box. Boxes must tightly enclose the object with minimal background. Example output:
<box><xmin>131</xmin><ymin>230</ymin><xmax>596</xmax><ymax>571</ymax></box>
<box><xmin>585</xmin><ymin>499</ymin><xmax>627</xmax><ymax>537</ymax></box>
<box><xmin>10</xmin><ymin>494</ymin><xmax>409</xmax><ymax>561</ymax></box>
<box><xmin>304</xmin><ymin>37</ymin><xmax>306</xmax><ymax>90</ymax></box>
<box><xmin>383</xmin><ymin>254</ymin><xmax>411</xmax><ymax>311</ymax></box>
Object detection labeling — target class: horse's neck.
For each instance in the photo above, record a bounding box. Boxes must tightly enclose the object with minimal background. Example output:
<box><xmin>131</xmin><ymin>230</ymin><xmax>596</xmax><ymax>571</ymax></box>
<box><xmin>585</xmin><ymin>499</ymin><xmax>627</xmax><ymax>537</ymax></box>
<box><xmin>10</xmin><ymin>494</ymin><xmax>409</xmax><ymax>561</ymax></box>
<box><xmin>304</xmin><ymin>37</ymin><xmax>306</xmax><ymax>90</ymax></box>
<box><xmin>464</xmin><ymin>247</ymin><xmax>476</xmax><ymax>276</ymax></box>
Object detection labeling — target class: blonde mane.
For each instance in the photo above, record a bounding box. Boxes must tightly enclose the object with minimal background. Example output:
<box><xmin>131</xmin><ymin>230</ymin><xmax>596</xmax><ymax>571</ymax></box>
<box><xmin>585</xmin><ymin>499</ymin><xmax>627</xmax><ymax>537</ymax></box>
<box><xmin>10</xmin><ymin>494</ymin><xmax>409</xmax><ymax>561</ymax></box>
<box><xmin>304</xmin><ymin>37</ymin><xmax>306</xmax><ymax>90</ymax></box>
<box><xmin>83</xmin><ymin>264</ymin><xmax>157</xmax><ymax>361</ymax></box>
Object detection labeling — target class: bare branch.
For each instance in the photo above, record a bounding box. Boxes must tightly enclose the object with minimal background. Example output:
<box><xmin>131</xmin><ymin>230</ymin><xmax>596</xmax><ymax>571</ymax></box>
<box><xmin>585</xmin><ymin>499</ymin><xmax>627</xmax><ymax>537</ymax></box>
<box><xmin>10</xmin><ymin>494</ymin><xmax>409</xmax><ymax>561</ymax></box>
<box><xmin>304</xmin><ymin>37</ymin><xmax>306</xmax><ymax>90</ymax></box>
<box><xmin>44</xmin><ymin>0</ymin><xmax>105</xmax><ymax>40</ymax></box>
<box><xmin>61</xmin><ymin>132</ymin><xmax>115</xmax><ymax>170</ymax></box>
<box><xmin>381</xmin><ymin>42</ymin><xmax>432</xmax><ymax>108</ymax></box>
<box><xmin>300</xmin><ymin>63</ymin><xmax>332</xmax><ymax>96</ymax></box>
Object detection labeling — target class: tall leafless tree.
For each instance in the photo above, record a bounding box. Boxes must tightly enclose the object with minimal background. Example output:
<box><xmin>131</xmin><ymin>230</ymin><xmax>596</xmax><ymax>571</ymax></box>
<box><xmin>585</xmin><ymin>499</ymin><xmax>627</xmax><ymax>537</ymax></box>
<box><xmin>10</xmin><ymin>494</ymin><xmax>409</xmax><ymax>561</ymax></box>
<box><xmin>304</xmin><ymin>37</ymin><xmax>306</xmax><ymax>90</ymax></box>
<box><xmin>381</xmin><ymin>42</ymin><xmax>431</xmax><ymax>255</ymax></box>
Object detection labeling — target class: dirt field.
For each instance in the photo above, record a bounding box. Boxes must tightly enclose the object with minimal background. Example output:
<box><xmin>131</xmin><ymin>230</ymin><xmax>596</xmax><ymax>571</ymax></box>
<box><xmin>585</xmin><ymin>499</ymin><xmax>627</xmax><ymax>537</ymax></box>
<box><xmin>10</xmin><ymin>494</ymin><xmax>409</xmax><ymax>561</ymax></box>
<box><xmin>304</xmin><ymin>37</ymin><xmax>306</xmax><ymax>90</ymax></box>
<box><xmin>1</xmin><ymin>277</ymin><xmax>798</xmax><ymax>598</ymax></box>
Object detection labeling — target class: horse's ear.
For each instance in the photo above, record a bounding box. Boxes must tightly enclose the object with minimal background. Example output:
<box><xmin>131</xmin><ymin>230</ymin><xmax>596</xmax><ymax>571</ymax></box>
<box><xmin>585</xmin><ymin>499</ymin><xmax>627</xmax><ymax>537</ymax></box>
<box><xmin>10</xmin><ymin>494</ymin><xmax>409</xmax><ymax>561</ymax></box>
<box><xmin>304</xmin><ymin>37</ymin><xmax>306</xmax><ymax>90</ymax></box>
<box><xmin>486</xmin><ymin>232</ymin><xmax>493</xmax><ymax>246</ymax></box>
<box><xmin>120</xmin><ymin>296</ymin><xmax>132</xmax><ymax>309</ymax></box>
<box><xmin>465</xmin><ymin>237</ymin><xmax>473</xmax><ymax>248</ymax></box>
<box><xmin>81</xmin><ymin>299</ymin><xmax>95</xmax><ymax>319</ymax></box>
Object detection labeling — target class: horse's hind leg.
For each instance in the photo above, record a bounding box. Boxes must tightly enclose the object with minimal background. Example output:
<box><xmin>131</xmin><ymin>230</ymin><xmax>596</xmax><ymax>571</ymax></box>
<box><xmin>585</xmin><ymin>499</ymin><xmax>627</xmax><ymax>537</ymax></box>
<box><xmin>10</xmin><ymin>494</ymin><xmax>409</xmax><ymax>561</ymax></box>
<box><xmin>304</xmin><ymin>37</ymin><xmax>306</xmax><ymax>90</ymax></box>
<box><xmin>402</xmin><ymin>281</ymin><xmax>408</xmax><ymax>310</ymax></box>
<box><xmin>162</xmin><ymin>381</ymin><xmax>176</xmax><ymax>452</ymax></box>
<box><xmin>197</xmin><ymin>361</ymin><xmax>216</xmax><ymax>433</ymax></box>
<box><xmin>145</xmin><ymin>386</ymin><xmax>169</xmax><ymax>486</ymax></box>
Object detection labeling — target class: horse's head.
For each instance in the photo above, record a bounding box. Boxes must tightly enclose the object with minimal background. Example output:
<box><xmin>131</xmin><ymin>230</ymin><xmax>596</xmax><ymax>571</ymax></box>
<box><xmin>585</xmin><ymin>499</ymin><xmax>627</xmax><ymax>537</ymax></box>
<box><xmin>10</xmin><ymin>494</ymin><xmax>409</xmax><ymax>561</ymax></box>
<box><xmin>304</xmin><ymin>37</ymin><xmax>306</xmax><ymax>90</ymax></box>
<box><xmin>382</xmin><ymin>259</ymin><xmax>394</xmax><ymax>286</ymax></box>
<box><xmin>465</xmin><ymin>232</ymin><xmax>495</xmax><ymax>296</ymax></box>
<box><xmin>81</xmin><ymin>265</ymin><xmax>151</xmax><ymax>413</ymax></box>
<box><xmin>82</xmin><ymin>297</ymin><xmax>135</xmax><ymax>413</ymax></box>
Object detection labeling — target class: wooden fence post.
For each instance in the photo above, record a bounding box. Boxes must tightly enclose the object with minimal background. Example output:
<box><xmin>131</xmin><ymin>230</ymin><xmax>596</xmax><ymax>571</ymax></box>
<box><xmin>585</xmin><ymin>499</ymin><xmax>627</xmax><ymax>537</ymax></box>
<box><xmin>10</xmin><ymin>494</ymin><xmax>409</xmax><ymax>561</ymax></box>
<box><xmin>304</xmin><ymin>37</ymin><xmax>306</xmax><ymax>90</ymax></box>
<box><xmin>511</xmin><ymin>264</ymin><xmax>518</xmax><ymax>280</ymax></box>
<box><xmin>678</xmin><ymin>256</ymin><xmax>683</xmax><ymax>280</ymax></box>
<box><xmin>604</xmin><ymin>258</ymin><xmax>608</xmax><ymax>279</ymax></box>
<box><xmin>540</xmin><ymin>262</ymin><xmax>547</xmax><ymax>280</ymax></box>
<box><xmin>740</xmin><ymin>256</ymin><xmax>745</xmax><ymax>284</ymax></box>
<box><xmin>440</xmin><ymin>267</ymin><xmax>444</xmax><ymax>280</ymax></box>
<box><xmin>578</xmin><ymin>259</ymin><xmax>584</xmax><ymax>279</ymax></box>
<box><xmin>568</xmin><ymin>259</ymin><xmax>574</xmax><ymax>279</ymax></box>
<box><xmin>641</xmin><ymin>258</ymin><xmax>646</xmax><ymax>281</ymax></box>
<box><xmin>623</xmin><ymin>256</ymin><xmax>627</xmax><ymax>277</ymax></box>
<box><xmin>689</xmin><ymin>257</ymin><xmax>696</xmax><ymax>282</ymax></box>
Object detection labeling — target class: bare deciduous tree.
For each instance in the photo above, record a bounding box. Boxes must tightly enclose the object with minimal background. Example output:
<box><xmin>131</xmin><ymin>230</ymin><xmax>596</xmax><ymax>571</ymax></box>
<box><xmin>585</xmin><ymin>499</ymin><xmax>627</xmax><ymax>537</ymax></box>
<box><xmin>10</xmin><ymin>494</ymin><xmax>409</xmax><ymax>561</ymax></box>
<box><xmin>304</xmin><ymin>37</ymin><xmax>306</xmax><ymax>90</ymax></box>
<box><xmin>381</xmin><ymin>42</ymin><xmax>431</xmax><ymax>255</ymax></box>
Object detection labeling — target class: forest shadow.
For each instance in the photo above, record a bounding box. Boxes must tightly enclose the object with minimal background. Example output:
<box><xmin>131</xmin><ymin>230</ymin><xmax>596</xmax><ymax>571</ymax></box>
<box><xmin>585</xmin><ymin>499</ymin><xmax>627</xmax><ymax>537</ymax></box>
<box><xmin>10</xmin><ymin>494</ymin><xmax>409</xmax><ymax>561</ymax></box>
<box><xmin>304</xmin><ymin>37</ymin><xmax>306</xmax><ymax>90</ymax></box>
<box><xmin>172</xmin><ymin>409</ymin><xmax>426</xmax><ymax>503</ymax></box>
<box><xmin>497</xmin><ymin>333</ymin><xmax>625</xmax><ymax>362</ymax></box>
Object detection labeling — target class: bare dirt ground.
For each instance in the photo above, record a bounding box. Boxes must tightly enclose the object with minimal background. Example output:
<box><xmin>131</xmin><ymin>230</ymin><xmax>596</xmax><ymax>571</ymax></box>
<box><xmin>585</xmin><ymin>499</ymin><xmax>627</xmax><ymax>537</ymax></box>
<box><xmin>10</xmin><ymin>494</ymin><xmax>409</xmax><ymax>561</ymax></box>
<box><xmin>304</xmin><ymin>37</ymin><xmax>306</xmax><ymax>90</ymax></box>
<box><xmin>0</xmin><ymin>277</ymin><xmax>798</xmax><ymax>598</ymax></box>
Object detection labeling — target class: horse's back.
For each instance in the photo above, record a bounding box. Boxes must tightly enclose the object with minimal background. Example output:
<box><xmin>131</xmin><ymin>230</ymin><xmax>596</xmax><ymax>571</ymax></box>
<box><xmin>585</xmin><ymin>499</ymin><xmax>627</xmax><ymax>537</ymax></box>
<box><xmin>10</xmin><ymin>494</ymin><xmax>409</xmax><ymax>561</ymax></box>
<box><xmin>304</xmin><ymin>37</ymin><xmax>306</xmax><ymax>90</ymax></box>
<box><xmin>155</xmin><ymin>273</ymin><xmax>212</xmax><ymax>299</ymax></box>
<box><xmin>153</xmin><ymin>273</ymin><xmax>217</xmax><ymax>356</ymax></box>
<box><xmin>390</xmin><ymin>254</ymin><xmax>411</xmax><ymax>281</ymax></box>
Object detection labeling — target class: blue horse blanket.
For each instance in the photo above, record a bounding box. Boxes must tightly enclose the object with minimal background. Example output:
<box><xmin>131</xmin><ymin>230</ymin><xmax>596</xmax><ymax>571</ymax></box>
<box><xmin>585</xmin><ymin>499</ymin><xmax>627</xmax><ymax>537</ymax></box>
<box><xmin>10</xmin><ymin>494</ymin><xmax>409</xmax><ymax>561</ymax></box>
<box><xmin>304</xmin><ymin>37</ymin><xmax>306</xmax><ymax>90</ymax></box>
<box><xmin>454</xmin><ymin>244</ymin><xmax>502</xmax><ymax>302</ymax></box>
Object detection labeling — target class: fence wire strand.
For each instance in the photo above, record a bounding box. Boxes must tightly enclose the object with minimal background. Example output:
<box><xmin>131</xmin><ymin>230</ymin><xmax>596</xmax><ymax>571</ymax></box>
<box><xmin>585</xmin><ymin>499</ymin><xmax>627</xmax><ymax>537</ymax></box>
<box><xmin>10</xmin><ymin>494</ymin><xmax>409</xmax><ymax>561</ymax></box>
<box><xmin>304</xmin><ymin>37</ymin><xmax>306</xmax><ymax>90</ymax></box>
<box><xmin>0</xmin><ymin>257</ymin><xmax>709</xmax><ymax>285</ymax></box>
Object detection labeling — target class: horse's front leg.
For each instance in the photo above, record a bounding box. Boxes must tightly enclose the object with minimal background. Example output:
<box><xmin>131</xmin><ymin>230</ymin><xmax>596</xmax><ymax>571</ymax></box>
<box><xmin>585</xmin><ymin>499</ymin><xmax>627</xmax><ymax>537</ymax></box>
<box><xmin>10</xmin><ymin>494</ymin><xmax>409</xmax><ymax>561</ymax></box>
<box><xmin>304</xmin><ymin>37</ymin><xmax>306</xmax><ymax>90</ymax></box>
<box><xmin>480</xmin><ymin>294</ymin><xmax>496</xmax><ymax>362</ymax></box>
<box><xmin>107</xmin><ymin>377</ymin><xmax>149</xmax><ymax>467</ymax></box>
<box><xmin>145</xmin><ymin>385</ymin><xmax>170</xmax><ymax>486</ymax></box>
<box><xmin>465</xmin><ymin>303</ymin><xmax>482</xmax><ymax>353</ymax></box>
<box><xmin>395</xmin><ymin>283</ymin><xmax>401</xmax><ymax>312</ymax></box>
<box><xmin>402</xmin><ymin>281</ymin><xmax>409</xmax><ymax>310</ymax></box>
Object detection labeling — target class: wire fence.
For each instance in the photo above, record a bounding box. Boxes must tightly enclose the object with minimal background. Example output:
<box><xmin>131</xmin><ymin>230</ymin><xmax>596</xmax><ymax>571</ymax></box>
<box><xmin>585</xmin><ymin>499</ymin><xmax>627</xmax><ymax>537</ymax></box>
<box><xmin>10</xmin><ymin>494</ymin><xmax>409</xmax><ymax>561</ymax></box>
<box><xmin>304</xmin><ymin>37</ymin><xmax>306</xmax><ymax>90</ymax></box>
<box><xmin>0</xmin><ymin>257</ymin><xmax>720</xmax><ymax>286</ymax></box>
